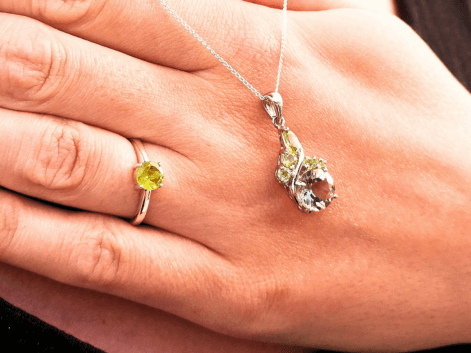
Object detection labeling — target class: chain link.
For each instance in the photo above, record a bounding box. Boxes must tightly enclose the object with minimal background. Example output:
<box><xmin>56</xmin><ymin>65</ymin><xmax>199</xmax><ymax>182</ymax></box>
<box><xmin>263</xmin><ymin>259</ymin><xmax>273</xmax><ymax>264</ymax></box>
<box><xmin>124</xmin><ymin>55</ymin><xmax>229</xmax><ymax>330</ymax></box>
<box><xmin>157</xmin><ymin>0</ymin><xmax>288</xmax><ymax>101</ymax></box>
<box><xmin>275</xmin><ymin>0</ymin><xmax>288</xmax><ymax>94</ymax></box>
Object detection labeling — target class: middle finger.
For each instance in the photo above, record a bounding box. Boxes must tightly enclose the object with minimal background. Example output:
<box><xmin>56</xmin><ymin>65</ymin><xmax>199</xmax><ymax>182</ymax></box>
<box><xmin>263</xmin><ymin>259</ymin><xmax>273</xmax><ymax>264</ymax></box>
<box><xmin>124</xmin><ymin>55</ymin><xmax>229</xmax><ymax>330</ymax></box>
<box><xmin>0</xmin><ymin>0</ymin><xmax>268</xmax><ymax>71</ymax></box>
<box><xmin>0</xmin><ymin>12</ymin><xmax>214</xmax><ymax>152</ymax></box>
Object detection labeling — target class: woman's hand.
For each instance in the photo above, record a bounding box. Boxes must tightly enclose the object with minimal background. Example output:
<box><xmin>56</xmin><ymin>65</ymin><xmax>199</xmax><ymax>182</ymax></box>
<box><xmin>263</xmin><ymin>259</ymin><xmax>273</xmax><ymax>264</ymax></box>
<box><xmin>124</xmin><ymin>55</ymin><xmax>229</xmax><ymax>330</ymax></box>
<box><xmin>0</xmin><ymin>0</ymin><xmax>470</xmax><ymax>351</ymax></box>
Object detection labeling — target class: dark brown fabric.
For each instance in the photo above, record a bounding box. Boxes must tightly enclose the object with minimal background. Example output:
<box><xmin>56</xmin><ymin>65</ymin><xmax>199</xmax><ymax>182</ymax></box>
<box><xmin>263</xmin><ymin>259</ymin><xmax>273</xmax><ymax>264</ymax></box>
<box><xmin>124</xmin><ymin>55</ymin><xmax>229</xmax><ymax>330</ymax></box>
<box><xmin>0</xmin><ymin>297</ymin><xmax>104</xmax><ymax>352</ymax></box>
<box><xmin>397</xmin><ymin>0</ymin><xmax>471</xmax><ymax>92</ymax></box>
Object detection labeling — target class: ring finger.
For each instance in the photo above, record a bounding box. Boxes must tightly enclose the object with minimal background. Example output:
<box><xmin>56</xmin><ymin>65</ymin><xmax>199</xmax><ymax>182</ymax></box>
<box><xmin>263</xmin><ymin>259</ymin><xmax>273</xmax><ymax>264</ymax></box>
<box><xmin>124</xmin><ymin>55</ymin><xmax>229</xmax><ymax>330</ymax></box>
<box><xmin>0</xmin><ymin>107</ymin><xmax>198</xmax><ymax>231</ymax></box>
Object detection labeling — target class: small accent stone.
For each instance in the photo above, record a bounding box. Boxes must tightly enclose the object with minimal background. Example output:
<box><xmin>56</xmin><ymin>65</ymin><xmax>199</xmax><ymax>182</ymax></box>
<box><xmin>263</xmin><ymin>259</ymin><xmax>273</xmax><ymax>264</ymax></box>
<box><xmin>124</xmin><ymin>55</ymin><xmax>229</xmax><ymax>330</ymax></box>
<box><xmin>136</xmin><ymin>161</ymin><xmax>163</xmax><ymax>191</ymax></box>
<box><xmin>276</xmin><ymin>168</ymin><xmax>291</xmax><ymax>184</ymax></box>
<box><xmin>282</xmin><ymin>130</ymin><xmax>300</xmax><ymax>152</ymax></box>
<box><xmin>281</xmin><ymin>151</ymin><xmax>298</xmax><ymax>168</ymax></box>
<box><xmin>303</xmin><ymin>157</ymin><xmax>325</xmax><ymax>170</ymax></box>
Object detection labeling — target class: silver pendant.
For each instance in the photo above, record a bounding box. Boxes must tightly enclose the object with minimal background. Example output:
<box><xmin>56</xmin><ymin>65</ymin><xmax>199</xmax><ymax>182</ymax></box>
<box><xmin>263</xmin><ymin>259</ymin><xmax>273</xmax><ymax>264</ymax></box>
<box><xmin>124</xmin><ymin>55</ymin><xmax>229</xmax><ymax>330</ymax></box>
<box><xmin>263</xmin><ymin>92</ymin><xmax>337</xmax><ymax>213</ymax></box>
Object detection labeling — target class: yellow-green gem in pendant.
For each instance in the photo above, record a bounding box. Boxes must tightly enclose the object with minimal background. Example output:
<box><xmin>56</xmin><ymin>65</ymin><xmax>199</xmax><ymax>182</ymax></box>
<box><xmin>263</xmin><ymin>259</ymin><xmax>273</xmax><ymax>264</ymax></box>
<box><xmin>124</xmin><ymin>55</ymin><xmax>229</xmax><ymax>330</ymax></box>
<box><xmin>282</xmin><ymin>130</ymin><xmax>300</xmax><ymax>152</ymax></box>
<box><xmin>276</xmin><ymin>168</ymin><xmax>291</xmax><ymax>184</ymax></box>
<box><xmin>281</xmin><ymin>151</ymin><xmax>298</xmax><ymax>168</ymax></box>
<box><xmin>136</xmin><ymin>161</ymin><xmax>164</xmax><ymax>191</ymax></box>
<box><xmin>304</xmin><ymin>157</ymin><xmax>326</xmax><ymax>170</ymax></box>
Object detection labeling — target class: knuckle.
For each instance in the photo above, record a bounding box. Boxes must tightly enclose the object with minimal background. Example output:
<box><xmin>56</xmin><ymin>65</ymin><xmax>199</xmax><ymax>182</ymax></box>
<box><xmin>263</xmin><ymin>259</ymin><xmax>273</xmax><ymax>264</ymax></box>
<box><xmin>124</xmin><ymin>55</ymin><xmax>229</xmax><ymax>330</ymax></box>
<box><xmin>35</xmin><ymin>0</ymin><xmax>103</xmax><ymax>27</ymax></box>
<box><xmin>226</xmin><ymin>271</ymin><xmax>289</xmax><ymax>335</ymax></box>
<box><xmin>0</xmin><ymin>16</ymin><xmax>69</xmax><ymax>105</ymax></box>
<box><xmin>72</xmin><ymin>217</ymin><xmax>127</xmax><ymax>287</ymax></box>
<box><xmin>0</xmin><ymin>191</ymin><xmax>21</xmax><ymax>258</ymax></box>
<box><xmin>222</xmin><ymin>274</ymin><xmax>267</xmax><ymax>324</ymax></box>
<box><xmin>26</xmin><ymin>121</ymin><xmax>92</xmax><ymax>192</ymax></box>
<box><xmin>223</xmin><ymin>13</ymin><xmax>261</xmax><ymax>64</ymax></box>
<box><xmin>200</xmin><ymin>7</ymin><xmax>267</xmax><ymax>68</ymax></box>
<box><xmin>232</xmin><ymin>10</ymin><xmax>273</xmax><ymax>65</ymax></box>
<box><xmin>245</xmin><ymin>285</ymin><xmax>277</xmax><ymax>324</ymax></box>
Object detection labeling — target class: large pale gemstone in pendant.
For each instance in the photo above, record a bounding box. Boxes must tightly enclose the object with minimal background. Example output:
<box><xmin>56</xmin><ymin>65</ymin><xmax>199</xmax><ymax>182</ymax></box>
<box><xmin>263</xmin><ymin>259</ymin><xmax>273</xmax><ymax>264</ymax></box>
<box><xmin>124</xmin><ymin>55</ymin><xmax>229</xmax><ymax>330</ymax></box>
<box><xmin>136</xmin><ymin>161</ymin><xmax>163</xmax><ymax>191</ymax></box>
<box><xmin>296</xmin><ymin>159</ymin><xmax>336</xmax><ymax>212</ymax></box>
<box><xmin>309</xmin><ymin>169</ymin><xmax>335</xmax><ymax>200</ymax></box>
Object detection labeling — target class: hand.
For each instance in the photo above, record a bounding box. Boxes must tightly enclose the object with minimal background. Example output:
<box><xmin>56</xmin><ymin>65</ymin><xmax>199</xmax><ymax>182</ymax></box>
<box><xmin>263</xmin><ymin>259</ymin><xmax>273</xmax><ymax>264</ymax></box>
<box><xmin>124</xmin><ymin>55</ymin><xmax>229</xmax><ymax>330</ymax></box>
<box><xmin>0</xmin><ymin>0</ymin><xmax>470</xmax><ymax>352</ymax></box>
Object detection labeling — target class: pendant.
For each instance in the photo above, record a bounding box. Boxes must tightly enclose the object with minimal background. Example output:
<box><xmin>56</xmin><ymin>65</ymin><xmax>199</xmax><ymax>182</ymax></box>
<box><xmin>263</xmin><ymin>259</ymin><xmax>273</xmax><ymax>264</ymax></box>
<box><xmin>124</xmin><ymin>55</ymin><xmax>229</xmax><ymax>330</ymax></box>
<box><xmin>263</xmin><ymin>92</ymin><xmax>337</xmax><ymax>213</ymax></box>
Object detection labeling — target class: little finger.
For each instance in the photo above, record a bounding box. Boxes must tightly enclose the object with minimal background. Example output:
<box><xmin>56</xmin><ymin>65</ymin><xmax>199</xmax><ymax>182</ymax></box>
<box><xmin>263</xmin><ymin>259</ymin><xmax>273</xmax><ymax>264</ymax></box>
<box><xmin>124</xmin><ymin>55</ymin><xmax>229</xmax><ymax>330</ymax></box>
<box><xmin>0</xmin><ymin>187</ymin><xmax>243</xmax><ymax>335</ymax></box>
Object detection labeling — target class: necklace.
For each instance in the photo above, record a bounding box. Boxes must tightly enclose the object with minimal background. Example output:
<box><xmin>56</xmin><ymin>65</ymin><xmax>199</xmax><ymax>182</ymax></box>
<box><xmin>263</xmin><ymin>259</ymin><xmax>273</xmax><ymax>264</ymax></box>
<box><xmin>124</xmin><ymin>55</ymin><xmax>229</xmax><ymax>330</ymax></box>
<box><xmin>157</xmin><ymin>0</ymin><xmax>337</xmax><ymax>213</ymax></box>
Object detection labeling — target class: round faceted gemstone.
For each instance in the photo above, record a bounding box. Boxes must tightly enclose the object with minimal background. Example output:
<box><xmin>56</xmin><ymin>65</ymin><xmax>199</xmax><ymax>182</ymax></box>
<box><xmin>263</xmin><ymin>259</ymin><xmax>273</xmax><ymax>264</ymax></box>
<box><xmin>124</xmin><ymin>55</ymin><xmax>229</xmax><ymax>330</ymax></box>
<box><xmin>303</xmin><ymin>157</ymin><xmax>325</xmax><ymax>170</ymax></box>
<box><xmin>312</xmin><ymin>178</ymin><xmax>334</xmax><ymax>201</ymax></box>
<box><xmin>281</xmin><ymin>151</ymin><xmax>298</xmax><ymax>168</ymax></box>
<box><xmin>136</xmin><ymin>161</ymin><xmax>163</xmax><ymax>191</ymax></box>
<box><xmin>295</xmin><ymin>167</ymin><xmax>336</xmax><ymax>212</ymax></box>
<box><xmin>276</xmin><ymin>168</ymin><xmax>291</xmax><ymax>184</ymax></box>
<box><xmin>300</xmin><ymin>189</ymin><xmax>314</xmax><ymax>210</ymax></box>
<box><xmin>310</xmin><ymin>169</ymin><xmax>335</xmax><ymax>201</ymax></box>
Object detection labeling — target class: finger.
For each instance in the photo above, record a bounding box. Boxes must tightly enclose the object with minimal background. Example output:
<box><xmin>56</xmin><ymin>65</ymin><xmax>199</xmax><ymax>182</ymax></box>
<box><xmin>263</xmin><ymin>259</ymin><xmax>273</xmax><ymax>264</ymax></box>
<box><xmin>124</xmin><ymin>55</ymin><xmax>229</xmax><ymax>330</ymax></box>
<box><xmin>0</xmin><ymin>107</ymin><xmax>194</xmax><ymax>230</ymax></box>
<box><xmin>0</xmin><ymin>13</ymin><xmax>220</xmax><ymax>151</ymax></box>
<box><xmin>242</xmin><ymin>0</ymin><xmax>396</xmax><ymax>13</ymax></box>
<box><xmin>0</xmin><ymin>264</ymin><xmax>303</xmax><ymax>353</ymax></box>
<box><xmin>244</xmin><ymin>0</ymin><xmax>361</xmax><ymax>10</ymax></box>
<box><xmin>0</xmin><ymin>188</ymin><xmax>239</xmax><ymax>334</ymax></box>
<box><xmin>0</xmin><ymin>0</ymin><xmax>269</xmax><ymax>71</ymax></box>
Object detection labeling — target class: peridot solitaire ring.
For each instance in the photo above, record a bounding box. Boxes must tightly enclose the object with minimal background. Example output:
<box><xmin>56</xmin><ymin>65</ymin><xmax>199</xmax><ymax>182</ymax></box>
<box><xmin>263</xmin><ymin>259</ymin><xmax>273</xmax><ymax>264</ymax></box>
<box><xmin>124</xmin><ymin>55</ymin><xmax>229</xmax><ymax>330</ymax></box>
<box><xmin>130</xmin><ymin>138</ymin><xmax>164</xmax><ymax>226</ymax></box>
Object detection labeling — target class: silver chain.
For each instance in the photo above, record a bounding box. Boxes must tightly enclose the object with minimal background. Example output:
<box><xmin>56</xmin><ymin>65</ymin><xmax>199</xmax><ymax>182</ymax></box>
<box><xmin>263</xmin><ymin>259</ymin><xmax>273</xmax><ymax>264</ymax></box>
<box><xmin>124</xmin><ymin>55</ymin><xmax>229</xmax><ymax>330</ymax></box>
<box><xmin>157</xmin><ymin>0</ymin><xmax>288</xmax><ymax>101</ymax></box>
<box><xmin>275</xmin><ymin>0</ymin><xmax>288</xmax><ymax>94</ymax></box>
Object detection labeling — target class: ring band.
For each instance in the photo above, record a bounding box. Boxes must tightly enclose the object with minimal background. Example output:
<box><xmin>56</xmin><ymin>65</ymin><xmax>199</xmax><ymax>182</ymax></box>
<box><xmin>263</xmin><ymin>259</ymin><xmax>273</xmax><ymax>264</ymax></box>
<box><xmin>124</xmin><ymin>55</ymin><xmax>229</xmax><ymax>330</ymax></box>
<box><xmin>129</xmin><ymin>139</ymin><xmax>164</xmax><ymax>226</ymax></box>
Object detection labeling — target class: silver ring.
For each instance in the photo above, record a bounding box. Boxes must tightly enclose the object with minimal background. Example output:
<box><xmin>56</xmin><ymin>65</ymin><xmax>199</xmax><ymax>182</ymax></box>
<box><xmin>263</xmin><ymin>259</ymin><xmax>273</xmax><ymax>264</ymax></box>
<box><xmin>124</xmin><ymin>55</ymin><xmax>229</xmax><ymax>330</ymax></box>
<box><xmin>129</xmin><ymin>139</ymin><xmax>164</xmax><ymax>226</ymax></box>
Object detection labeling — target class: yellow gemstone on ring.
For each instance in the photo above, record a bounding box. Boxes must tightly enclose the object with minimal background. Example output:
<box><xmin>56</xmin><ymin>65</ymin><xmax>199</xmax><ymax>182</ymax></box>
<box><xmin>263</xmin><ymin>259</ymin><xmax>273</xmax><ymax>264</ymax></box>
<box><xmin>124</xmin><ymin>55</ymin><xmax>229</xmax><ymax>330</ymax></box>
<box><xmin>136</xmin><ymin>161</ymin><xmax>163</xmax><ymax>191</ymax></box>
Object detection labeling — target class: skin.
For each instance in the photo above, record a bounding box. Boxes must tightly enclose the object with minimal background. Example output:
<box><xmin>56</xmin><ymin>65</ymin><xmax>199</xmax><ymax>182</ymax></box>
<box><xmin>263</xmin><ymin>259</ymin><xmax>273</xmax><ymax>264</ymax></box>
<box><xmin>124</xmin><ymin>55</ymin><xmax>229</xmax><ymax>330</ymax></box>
<box><xmin>0</xmin><ymin>0</ymin><xmax>470</xmax><ymax>352</ymax></box>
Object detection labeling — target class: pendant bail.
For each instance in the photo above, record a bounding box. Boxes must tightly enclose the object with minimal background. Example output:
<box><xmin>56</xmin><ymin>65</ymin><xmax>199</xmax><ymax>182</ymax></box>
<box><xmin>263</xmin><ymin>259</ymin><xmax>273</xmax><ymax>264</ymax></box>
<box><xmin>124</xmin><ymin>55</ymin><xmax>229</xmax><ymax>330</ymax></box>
<box><xmin>263</xmin><ymin>92</ymin><xmax>285</xmax><ymax>129</ymax></box>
